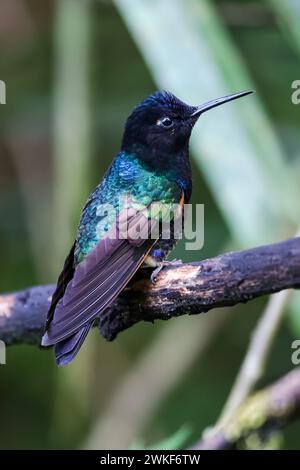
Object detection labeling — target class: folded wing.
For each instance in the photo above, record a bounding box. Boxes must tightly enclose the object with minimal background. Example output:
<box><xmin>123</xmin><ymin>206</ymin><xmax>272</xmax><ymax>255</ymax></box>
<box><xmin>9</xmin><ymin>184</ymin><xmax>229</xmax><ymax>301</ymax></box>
<box><xmin>42</xmin><ymin>206</ymin><xmax>158</xmax><ymax>345</ymax></box>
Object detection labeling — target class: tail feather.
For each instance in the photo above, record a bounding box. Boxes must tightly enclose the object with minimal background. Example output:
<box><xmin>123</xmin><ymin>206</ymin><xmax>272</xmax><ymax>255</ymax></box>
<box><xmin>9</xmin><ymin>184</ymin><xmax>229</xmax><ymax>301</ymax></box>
<box><xmin>54</xmin><ymin>323</ymin><xmax>92</xmax><ymax>367</ymax></box>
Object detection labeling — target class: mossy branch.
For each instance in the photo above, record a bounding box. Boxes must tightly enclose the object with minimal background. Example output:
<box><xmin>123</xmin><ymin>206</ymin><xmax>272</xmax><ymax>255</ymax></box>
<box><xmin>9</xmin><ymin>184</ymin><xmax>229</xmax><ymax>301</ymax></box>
<box><xmin>194</xmin><ymin>367</ymin><xmax>300</xmax><ymax>450</ymax></box>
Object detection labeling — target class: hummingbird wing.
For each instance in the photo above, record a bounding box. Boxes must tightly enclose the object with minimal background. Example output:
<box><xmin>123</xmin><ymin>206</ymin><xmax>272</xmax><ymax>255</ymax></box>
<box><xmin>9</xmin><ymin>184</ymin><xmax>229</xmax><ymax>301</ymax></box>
<box><xmin>42</xmin><ymin>201</ymin><xmax>161</xmax><ymax>345</ymax></box>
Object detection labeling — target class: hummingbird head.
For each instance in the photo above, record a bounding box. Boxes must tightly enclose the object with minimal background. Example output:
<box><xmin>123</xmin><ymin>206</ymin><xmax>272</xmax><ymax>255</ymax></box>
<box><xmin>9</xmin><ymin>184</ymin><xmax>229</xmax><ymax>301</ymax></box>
<box><xmin>121</xmin><ymin>90</ymin><xmax>253</xmax><ymax>165</ymax></box>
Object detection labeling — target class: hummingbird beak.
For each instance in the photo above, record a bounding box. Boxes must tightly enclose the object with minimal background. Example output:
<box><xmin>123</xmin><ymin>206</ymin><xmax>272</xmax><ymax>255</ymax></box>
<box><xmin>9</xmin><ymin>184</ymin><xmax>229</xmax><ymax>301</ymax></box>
<box><xmin>190</xmin><ymin>90</ymin><xmax>254</xmax><ymax>118</ymax></box>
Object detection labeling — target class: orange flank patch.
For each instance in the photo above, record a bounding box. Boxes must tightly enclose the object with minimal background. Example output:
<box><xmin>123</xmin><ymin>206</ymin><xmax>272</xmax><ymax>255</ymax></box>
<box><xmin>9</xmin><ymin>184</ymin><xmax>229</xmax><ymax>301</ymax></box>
<box><xmin>175</xmin><ymin>191</ymin><xmax>185</xmax><ymax>218</ymax></box>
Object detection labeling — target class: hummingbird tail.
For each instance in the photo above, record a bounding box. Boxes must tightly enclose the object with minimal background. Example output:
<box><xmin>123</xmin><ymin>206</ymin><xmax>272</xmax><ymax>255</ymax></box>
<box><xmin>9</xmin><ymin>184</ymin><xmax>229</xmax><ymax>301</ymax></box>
<box><xmin>54</xmin><ymin>322</ymin><xmax>93</xmax><ymax>367</ymax></box>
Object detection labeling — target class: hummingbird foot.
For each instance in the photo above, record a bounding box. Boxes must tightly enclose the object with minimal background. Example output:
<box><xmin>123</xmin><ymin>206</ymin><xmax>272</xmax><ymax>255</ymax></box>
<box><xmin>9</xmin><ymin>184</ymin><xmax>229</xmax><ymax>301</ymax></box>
<box><xmin>150</xmin><ymin>259</ymin><xmax>183</xmax><ymax>284</ymax></box>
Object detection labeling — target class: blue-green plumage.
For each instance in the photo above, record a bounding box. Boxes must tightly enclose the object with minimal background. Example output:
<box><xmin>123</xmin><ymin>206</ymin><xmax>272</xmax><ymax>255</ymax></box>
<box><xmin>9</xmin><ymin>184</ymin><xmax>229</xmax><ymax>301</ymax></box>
<box><xmin>75</xmin><ymin>151</ymin><xmax>184</xmax><ymax>265</ymax></box>
<box><xmin>42</xmin><ymin>89</ymin><xmax>253</xmax><ymax>366</ymax></box>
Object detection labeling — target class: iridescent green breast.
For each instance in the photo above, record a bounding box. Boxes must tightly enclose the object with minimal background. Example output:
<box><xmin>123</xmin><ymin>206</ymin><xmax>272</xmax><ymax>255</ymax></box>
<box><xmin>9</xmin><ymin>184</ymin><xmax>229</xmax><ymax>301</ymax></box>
<box><xmin>74</xmin><ymin>152</ymin><xmax>181</xmax><ymax>264</ymax></box>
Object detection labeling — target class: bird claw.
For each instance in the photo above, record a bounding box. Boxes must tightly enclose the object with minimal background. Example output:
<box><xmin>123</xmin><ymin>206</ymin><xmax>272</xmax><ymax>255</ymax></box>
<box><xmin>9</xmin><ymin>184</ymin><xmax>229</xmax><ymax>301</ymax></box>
<box><xmin>150</xmin><ymin>259</ymin><xmax>183</xmax><ymax>284</ymax></box>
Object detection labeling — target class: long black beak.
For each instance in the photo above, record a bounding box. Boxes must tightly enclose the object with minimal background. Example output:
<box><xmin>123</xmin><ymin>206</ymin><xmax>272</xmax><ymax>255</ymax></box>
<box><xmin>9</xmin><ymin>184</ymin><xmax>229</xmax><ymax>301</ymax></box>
<box><xmin>190</xmin><ymin>90</ymin><xmax>254</xmax><ymax>118</ymax></box>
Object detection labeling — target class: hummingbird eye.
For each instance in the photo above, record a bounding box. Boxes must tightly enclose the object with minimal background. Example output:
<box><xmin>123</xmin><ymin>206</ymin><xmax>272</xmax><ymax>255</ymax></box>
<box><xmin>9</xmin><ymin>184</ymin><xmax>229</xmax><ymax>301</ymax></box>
<box><xmin>158</xmin><ymin>116</ymin><xmax>173</xmax><ymax>128</ymax></box>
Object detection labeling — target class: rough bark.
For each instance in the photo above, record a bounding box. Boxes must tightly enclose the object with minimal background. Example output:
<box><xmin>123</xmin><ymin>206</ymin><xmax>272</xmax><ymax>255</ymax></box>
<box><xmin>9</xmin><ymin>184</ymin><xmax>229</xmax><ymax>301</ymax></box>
<box><xmin>0</xmin><ymin>237</ymin><xmax>300</xmax><ymax>345</ymax></box>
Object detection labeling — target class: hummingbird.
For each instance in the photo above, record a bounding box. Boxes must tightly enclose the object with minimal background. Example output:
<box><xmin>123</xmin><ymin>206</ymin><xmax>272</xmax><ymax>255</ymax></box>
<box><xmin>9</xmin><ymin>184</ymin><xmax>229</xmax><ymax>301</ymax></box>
<box><xmin>42</xmin><ymin>89</ymin><xmax>253</xmax><ymax>366</ymax></box>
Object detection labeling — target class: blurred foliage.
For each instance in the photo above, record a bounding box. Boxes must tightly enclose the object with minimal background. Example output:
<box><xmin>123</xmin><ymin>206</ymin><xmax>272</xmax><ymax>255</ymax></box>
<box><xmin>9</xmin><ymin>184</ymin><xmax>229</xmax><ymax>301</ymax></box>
<box><xmin>0</xmin><ymin>0</ymin><xmax>300</xmax><ymax>450</ymax></box>
<box><xmin>268</xmin><ymin>0</ymin><xmax>300</xmax><ymax>58</ymax></box>
<box><xmin>131</xmin><ymin>425</ymin><xmax>192</xmax><ymax>450</ymax></box>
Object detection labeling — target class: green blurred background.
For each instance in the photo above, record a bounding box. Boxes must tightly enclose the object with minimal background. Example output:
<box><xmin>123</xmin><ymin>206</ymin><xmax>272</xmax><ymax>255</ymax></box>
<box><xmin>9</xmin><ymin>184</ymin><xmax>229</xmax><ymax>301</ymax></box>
<box><xmin>0</xmin><ymin>0</ymin><xmax>300</xmax><ymax>450</ymax></box>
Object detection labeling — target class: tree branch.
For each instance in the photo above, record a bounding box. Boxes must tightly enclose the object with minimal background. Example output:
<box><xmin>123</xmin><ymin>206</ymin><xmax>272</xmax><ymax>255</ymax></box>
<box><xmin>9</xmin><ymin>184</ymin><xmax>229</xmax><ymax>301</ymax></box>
<box><xmin>1</xmin><ymin>237</ymin><xmax>300</xmax><ymax>345</ymax></box>
<box><xmin>217</xmin><ymin>228</ymin><xmax>300</xmax><ymax>425</ymax></box>
<box><xmin>194</xmin><ymin>367</ymin><xmax>300</xmax><ymax>450</ymax></box>
<box><xmin>218</xmin><ymin>290</ymin><xmax>292</xmax><ymax>426</ymax></box>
